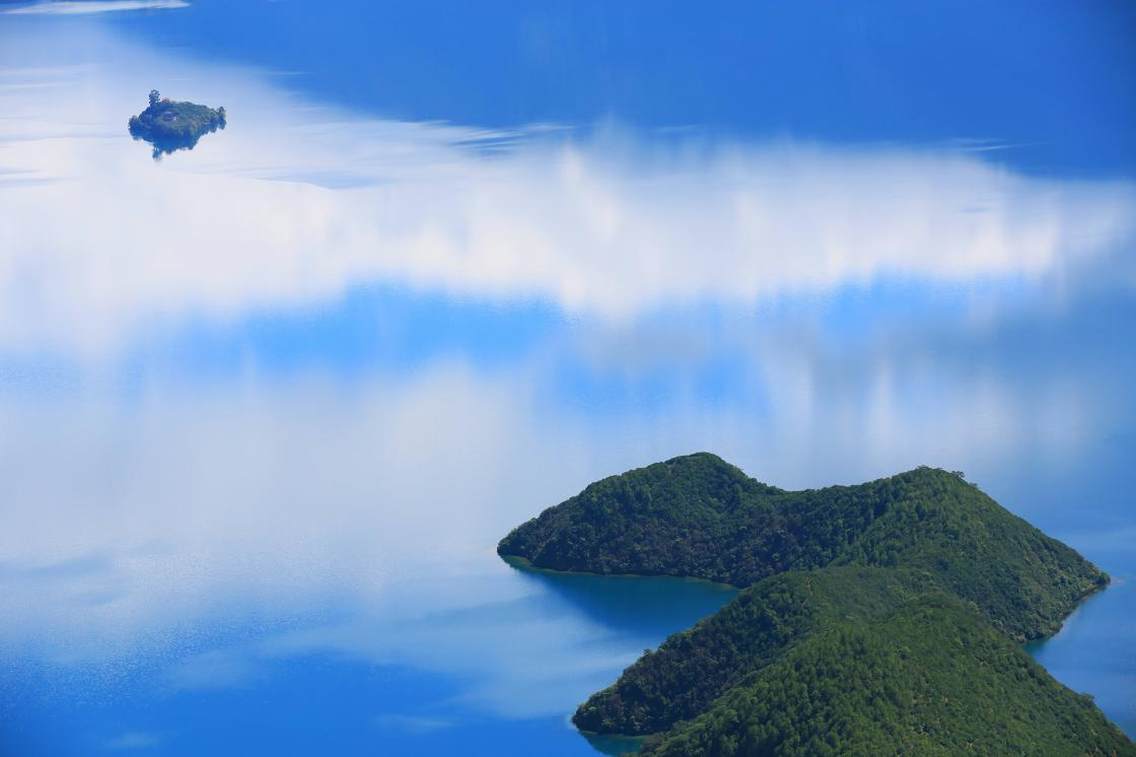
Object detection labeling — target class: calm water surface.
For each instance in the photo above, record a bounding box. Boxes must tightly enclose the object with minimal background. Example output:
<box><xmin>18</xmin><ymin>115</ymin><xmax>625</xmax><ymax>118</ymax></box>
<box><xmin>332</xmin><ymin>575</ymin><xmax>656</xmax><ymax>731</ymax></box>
<box><xmin>1</xmin><ymin>2</ymin><xmax>1133</xmax><ymax>754</ymax></box>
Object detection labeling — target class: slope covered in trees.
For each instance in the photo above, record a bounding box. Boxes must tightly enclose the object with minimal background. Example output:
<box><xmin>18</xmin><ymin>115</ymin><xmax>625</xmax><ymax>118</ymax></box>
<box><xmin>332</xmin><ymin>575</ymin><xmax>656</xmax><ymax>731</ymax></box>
<box><xmin>574</xmin><ymin>567</ymin><xmax>936</xmax><ymax>735</ymax></box>
<box><xmin>641</xmin><ymin>591</ymin><xmax>1132</xmax><ymax>756</ymax></box>
<box><xmin>497</xmin><ymin>453</ymin><xmax>1131</xmax><ymax>754</ymax></box>
<box><xmin>497</xmin><ymin>453</ymin><xmax>1106</xmax><ymax>640</ymax></box>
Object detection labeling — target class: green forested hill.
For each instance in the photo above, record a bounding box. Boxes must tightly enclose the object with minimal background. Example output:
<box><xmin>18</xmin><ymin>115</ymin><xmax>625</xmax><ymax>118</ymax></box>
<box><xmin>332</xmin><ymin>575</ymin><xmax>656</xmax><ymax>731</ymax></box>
<box><xmin>574</xmin><ymin>567</ymin><xmax>937</xmax><ymax>735</ymax></box>
<box><xmin>497</xmin><ymin>453</ymin><xmax>1131</xmax><ymax>754</ymax></box>
<box><xmin>497</xmin><ymin>453</ymin><xmax>1106</xmax><ymax>640</ymax></box>
<box><xmin>640</xmin><ymin>591</ymin><xmax>1133</xmax><ymax>756</ymax></box>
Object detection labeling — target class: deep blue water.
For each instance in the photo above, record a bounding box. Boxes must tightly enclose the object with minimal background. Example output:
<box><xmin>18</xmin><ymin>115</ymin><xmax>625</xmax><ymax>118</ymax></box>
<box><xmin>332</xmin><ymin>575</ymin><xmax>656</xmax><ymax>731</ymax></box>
<box><xmin>0</xmin><ymin>1</ymin><xmax>1133</xmax><ymax>754</ymax></box>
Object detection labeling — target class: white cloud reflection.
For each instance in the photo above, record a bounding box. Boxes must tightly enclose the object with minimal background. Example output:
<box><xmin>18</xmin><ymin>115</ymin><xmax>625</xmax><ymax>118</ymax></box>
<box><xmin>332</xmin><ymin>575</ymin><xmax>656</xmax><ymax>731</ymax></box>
<box><xmin>2</xmin><ymin>1</ymin><xmax>188</xmax><ymax>15</ymax></box>
<box><xmin>0</xmin><ymin>305</ymin><xmax>1131</xmax><ymax>720</ymax></box>
<box><xmin>0</xmin><ymin>345</ymin><xmax>1120</xmax><ymax>649</ymax></box>
<box><xmin>0</xmin><ymin>364</ymin><xmax>672</xmax><ymax>717</ymax></box>
<box><xmin>0</xmin><ymin>24</ymin><xmax>1133</xmax><ymax>357</ymax></box>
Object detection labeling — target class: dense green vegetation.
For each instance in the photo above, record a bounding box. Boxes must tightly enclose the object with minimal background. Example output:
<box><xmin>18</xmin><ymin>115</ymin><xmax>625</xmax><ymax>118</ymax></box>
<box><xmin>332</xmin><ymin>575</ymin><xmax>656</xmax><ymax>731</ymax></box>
<box><xmin>128</xmin><ymin>90</ymin><xmax>226</xmax><ymax>158</ymax></box>
<box><xmin>498</xmin><ymin>453</ymin><xmax>1106</xmax><ymax>640</ymax></box>
<box><xmin>641</xmin><ymin>592</ymin><xmax>1132</xmax><ymax>756</ymax></box>
<box><xmin>574</xmin><ymin>567</ymin><xmax>937</xmax><ymax>735</ymax></box>
<box><xmin>498</xmin><ymin>453</ymin><xmax>1131</xmax><ymax>754</ymax></box>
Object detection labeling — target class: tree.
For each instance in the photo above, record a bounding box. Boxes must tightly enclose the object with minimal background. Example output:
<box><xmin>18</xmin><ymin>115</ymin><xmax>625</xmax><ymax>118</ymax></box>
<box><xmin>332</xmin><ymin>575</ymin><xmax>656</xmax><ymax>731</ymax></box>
<box><xmin>148</xmin><ymin>89</ymin><xmax>161</xmax><ymax>107</ymax></box>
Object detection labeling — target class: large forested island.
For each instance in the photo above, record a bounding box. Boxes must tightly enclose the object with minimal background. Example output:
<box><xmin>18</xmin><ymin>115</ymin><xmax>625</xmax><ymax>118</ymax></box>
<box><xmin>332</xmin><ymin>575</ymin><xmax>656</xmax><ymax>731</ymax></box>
<box><xmin>498</xmin><ymin>453</ymin><xmax>1134</xmax><ymax>755</ymax></box>
<box><xmin>128</xmin><ymin>90</ymin><xmax>226</xmax><ymax>158</ymax></box>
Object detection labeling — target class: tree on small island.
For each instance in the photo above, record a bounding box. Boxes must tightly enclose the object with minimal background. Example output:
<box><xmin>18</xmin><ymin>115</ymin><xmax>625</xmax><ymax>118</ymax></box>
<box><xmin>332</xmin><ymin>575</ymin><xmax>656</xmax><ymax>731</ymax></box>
<box><xmin>128</xmin><ymin>89</ymin><xmax>227</xmax><ymax>160</ymax></box>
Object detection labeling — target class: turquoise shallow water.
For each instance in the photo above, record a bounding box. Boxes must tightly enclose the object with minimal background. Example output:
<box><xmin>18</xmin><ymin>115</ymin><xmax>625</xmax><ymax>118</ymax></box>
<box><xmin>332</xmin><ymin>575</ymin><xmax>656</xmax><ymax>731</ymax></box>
<box><xmin>0</xmin><ymin>1</ymin><xmax>1133</xmax><ymax>753</ymax></box>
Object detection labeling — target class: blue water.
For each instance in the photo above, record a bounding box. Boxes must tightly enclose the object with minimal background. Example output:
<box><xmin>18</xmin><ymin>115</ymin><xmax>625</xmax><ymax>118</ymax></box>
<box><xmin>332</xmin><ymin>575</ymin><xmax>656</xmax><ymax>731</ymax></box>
<box><xmin>0</xmin><ymin>1</ymin><xmax>1133</xmax><ymax>754</ymax></box>
<box><xmin>1</xmin><ymin>567</ymin><xmax>736</xmax><ymax>756</ymax></box>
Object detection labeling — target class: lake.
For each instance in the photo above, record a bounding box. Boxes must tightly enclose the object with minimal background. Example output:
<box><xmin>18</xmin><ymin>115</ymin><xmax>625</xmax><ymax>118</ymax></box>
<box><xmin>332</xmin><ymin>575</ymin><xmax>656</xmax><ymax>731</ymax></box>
<box><xmin>0</xmin><ymin>1</ymin><xmax>1133</xmax><ymax>754</ymax></box>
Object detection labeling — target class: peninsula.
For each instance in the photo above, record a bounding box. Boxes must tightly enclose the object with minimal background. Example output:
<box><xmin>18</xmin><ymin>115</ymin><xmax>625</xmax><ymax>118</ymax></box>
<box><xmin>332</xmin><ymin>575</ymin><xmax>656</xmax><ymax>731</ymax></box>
<box><xmin>498</xmin><ymin>453</ymin><xmax>1133</xmax><ymax>755</ymax></box>
<box><xmin>128</xmin><ymin>90</ymin><xmax>226</xmax><ymax>158</ymax></box>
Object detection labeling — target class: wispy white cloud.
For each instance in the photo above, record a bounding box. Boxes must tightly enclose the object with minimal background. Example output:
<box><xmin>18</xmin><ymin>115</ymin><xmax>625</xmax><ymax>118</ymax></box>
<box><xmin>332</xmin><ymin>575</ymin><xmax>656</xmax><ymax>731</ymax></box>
<box><xmin>3</xmin><ymin>1</ymin><xmax>187</xmax><ymax>15</ymax></box>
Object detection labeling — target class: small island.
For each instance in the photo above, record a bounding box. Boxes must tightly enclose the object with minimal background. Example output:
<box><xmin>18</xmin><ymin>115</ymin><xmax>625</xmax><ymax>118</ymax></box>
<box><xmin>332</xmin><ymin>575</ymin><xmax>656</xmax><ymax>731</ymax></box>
<box><xmin>499</xmin><ymin>453</ymin><xmax>1134</xmax><ymax>755</ymax></box>
<box><xmin>128</xmin><ymin>90</ymin><xmax>226</xmax><ymax>159</ymax></box>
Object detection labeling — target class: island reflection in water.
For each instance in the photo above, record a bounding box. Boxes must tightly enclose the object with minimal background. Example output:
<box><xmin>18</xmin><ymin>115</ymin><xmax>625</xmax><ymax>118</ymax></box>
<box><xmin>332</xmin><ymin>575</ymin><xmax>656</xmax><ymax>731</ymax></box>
<box><xmin>0</xmin><ymin>13</ymin><xmax>1134</xmax><ymax>756</ymax></box>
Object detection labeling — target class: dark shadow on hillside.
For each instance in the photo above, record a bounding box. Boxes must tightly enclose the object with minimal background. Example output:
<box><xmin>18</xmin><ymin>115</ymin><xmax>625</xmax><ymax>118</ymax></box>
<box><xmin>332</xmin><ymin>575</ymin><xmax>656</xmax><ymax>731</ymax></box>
<box><xmin>501</xmin><ymin>556</ymin><xmax>737</xmax><ymax>642</ymax></box>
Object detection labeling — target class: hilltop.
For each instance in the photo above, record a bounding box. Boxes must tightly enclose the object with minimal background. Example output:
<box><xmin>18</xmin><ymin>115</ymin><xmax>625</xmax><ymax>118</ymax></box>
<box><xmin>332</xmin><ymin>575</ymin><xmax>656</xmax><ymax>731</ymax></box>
<box><xmin>498</xmin><ymin>453</ymin><xmax>1106</xmax><ymax>640</ymax></box>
